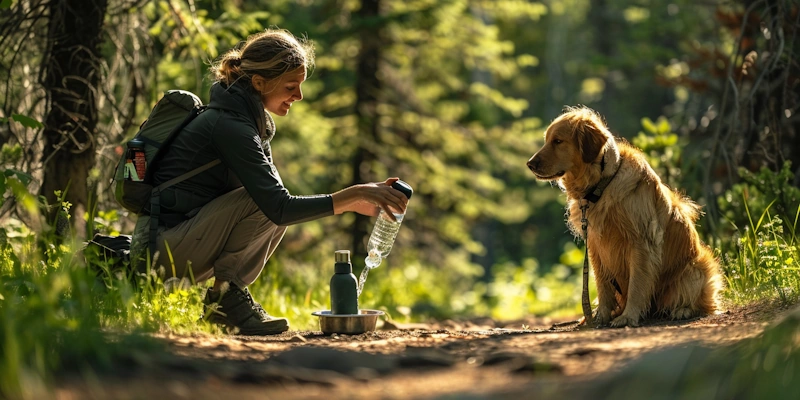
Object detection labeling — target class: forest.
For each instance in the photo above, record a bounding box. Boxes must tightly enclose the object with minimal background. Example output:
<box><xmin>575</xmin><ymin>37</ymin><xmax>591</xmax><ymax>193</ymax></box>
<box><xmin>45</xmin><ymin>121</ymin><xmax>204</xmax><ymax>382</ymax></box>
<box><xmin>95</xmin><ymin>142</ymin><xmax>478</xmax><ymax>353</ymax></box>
<box><xmin>1</xmin><ymin>0</ymin><xmax>799</xmax><ymax>398</ymax></box>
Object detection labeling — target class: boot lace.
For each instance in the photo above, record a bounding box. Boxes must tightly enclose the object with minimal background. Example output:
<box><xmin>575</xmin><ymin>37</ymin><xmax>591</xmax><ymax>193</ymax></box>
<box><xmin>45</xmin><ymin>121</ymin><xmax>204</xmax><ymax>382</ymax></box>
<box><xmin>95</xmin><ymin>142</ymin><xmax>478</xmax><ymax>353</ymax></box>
<box><xmin>239</xmin><ymin>286</ymin><xmax>272</xmax><ymax>321</ymax></box>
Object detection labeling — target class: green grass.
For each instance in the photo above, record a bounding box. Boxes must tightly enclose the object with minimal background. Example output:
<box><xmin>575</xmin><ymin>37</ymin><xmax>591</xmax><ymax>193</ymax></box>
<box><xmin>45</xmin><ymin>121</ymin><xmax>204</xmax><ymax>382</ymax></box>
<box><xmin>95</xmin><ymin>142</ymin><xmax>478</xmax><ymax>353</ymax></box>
<box><xmin>0</xmin><ymin>218</ymin><xmax>219</xmax><ymax>398</ymax></box>
<box><xmin>722</xmin><ymin>198</ymin><xmax>800</xmax><ymax>305</ymax></box>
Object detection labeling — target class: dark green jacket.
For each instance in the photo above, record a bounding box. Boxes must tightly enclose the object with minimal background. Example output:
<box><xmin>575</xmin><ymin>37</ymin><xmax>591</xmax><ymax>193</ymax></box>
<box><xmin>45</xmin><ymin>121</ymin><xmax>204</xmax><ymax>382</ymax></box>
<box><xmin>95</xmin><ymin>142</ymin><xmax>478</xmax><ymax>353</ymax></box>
<box><xmin>152</xmin><ymin>81</ymin><xmax>334</xmax><ymax>227</ymax></box>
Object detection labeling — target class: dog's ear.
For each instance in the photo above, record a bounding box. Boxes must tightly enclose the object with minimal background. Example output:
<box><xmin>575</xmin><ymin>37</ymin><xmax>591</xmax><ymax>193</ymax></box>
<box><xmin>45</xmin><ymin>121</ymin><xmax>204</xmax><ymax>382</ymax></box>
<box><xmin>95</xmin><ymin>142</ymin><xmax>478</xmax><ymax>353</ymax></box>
<box><xmin>576</xmin><ymin>120</ymin><xmax>609</xmax><ymax>164</ymax></box>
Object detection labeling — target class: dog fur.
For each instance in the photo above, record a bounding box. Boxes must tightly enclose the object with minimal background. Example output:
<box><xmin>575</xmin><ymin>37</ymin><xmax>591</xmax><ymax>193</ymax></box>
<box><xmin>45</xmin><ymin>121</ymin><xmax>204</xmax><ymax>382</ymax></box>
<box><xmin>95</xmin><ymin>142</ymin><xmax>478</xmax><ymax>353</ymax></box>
<box><xmin>527</xmin><ymin>106</ymin><xmax>723</xmax><ymax>328</ymax></box>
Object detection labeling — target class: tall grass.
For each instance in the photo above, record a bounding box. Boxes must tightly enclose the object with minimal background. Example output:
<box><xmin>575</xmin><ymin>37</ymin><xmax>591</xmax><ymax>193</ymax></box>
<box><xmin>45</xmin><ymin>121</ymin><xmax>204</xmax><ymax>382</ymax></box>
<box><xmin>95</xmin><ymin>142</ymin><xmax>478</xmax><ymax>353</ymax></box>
<box><xmin>723</xmin><ymin>198</ymin><xmax>800</xmax><ymax>305</ymax></box>
<box><xmin>0</xmin><ymin>232</ymin><xmax>144</xmax><ymax>398</ymax></box>
<box><xmin>0</xmin><ymin>213</ymin><xmax>219</xmax><ymax>398</ymax></box>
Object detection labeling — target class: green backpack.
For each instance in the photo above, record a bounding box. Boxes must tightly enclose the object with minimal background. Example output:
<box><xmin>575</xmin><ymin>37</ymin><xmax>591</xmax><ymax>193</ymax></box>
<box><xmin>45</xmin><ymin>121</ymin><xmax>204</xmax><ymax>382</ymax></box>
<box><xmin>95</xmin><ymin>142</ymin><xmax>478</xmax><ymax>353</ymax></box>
<box><xmin>113</xmin><ymin>90</ymin><xmax>221</xmax><ymax>255</ymax></box>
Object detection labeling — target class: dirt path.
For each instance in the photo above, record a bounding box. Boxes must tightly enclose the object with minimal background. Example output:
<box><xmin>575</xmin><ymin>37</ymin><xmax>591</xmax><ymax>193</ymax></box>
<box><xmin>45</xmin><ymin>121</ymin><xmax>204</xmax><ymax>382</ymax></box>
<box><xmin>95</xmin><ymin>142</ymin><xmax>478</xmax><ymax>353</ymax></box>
<box><xmin>56</xmin><ymin>302</ymin><xmax>794</xmax><ymax>400</ymax></box>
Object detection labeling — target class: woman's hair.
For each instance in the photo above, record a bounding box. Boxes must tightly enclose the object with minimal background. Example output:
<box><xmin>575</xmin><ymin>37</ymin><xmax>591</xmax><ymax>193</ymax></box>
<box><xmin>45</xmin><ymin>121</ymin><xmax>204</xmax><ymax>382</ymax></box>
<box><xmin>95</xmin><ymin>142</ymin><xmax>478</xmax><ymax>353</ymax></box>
<box><xmin>212</xmin><ymin>29</ymin><xmax>314</xmax><ymax>86</ymax></box>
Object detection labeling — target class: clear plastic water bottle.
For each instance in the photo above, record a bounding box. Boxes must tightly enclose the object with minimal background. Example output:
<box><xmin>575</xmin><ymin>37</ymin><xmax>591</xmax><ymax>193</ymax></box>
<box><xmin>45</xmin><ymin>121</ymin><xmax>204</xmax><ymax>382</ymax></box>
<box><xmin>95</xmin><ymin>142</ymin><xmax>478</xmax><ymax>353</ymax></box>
<box><xmin>364</xmin><ymin>180</ymin><xmax>413</xmax><ymax>269</ymax></box>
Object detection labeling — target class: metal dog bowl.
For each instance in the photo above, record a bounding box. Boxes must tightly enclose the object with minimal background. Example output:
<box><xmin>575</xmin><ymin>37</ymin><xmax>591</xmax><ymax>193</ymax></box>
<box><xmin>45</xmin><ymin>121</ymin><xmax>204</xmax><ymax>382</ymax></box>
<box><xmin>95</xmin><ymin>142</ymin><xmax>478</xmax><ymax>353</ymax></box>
<box><xmin>311</xmin><ymin>309</ymin><xmax>385</xmax><ymax>335</ymax></box>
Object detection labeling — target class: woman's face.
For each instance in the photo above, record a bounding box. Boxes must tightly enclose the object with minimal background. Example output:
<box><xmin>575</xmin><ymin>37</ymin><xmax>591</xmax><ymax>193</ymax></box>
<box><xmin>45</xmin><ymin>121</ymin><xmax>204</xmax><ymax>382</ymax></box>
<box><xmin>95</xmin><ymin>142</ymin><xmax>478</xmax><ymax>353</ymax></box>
<box><xmin>256</xmin><ymin>66</ymin><xmax>306</xmax><ymax>116</ymax></box>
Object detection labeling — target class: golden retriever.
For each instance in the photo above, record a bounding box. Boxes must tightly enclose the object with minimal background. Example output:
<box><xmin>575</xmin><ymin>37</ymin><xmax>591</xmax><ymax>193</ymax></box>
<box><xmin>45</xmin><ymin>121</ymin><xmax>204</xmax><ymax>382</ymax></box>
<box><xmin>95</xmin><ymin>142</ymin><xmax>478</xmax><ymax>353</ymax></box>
<box><xmin>527</xmin><ymin>106</ymin><xmax>722</xmax><ymax>327</ymax></box>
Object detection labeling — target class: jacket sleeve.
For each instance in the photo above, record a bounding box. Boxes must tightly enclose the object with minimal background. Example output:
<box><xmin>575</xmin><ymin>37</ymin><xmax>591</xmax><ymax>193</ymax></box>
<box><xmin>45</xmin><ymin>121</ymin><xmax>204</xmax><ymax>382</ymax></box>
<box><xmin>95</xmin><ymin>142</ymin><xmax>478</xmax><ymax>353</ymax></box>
<box><xmin>210</xmin><ymin>113</ymin><xmax>334</xmax><ymax>226</ymax></box>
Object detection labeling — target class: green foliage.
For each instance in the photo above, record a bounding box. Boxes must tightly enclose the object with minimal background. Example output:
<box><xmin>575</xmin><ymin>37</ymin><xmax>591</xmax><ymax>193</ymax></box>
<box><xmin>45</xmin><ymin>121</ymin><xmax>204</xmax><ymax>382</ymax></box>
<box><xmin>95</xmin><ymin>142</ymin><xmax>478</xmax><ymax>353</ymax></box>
<box><xmin>484</xmin><ymin>243</ymin><xmax>588</xmax><ymax>320</ymax></box>
<box><xmin>6</xmin><ymin>114</ymin><xmax>44</xmax><ymax>129</ymax></box>
<box><xmin>722</xmin><ymin>195</ymin><xmax>800</xmax><ymax>305</ymax></box>
<box><xmin>0</xmin><ymin>222</ymin><xmax>163</xmax><ymax>398</ymax></box>
<box><xmin>0</xmin><ymin>185</ymin><xmax>218</xmax><ymax>397</ymax></box>
<box><xmin>140</xmin><ymin>1</ymin><xmax>273</xmax><ymax>98</ymax></box>
<box><xmin>725</xmin><ymin>213</ymin><xmax>800</xmax><ymax>305</ymax></box>
<box><xmin>718</xmin><ymin>162</ymin><xmax>800</xmax><ymax>241</ymax></box>
<box><xmin>632</xmin><ymin>116</ymin><xmax>682</xmax><ymax>187</ymax></box>
<box><xmin>715</xmin><ymin>164</ymin><xmax>800</xmax><ymax>305</ymax></box>
<box><xmin>1</xmin><ymin>143</ymin><xmax>36</xmax><ymax>212</ymax></box>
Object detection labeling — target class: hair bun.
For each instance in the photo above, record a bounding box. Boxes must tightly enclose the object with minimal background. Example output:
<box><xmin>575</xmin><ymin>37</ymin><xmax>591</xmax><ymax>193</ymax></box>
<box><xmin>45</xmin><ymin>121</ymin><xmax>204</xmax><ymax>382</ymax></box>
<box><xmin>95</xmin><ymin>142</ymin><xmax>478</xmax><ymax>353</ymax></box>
<box><xmin>231</xmin><ymin>57</ymin><xmax>242</xmax><ymax>67</ymax></box>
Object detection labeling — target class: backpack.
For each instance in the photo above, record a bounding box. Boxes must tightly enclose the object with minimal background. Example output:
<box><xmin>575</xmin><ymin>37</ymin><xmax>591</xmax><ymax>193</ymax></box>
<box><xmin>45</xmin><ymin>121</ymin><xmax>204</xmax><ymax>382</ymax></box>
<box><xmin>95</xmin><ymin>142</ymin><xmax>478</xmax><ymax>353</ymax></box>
<box><xmin>110</xmin><ymin>90</ymin><xmax>221</xmax><ymax>257</ymax></box>
<box><xmin>113</xmin><ymin>90</ymin><xmax>220</xmax><ymax>214</ymax></box>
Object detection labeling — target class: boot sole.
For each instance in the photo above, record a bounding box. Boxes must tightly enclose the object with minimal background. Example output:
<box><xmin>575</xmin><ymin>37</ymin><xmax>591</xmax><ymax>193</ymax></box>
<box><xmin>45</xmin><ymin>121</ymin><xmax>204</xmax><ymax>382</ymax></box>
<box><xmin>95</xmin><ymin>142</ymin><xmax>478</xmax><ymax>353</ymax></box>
<box><xmin>206</xmin><ymin>314</ymin><xmax>290</xmax><ymax>336</ymax></box>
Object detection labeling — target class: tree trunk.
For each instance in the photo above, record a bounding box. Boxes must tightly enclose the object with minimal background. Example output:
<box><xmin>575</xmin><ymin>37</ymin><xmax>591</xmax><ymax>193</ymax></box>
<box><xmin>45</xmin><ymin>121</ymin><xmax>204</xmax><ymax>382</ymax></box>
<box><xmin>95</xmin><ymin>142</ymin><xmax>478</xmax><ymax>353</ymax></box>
<box><xmin>350</xmin><ymin>0</ymin><xmax>383</xmax><ymax>263</ymax></box>
<box><xmin>40</xmin><ymin>0</ymin><xmax>107</xmax><ymax>240</ymax></box>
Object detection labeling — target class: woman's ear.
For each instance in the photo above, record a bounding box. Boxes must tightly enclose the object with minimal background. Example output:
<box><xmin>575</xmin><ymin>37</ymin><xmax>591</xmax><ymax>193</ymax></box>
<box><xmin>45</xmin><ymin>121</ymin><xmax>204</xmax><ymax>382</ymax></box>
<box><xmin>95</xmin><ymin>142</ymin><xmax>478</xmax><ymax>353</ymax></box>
<box><xmin>251</xmin><ymin>75</ymin><xmax>266</xmax><ymax>92</ymax></box>
<box><xmin>576</xmin><ymin>119</ymin><xmax>609</xmax><ymax>164</ymax></box>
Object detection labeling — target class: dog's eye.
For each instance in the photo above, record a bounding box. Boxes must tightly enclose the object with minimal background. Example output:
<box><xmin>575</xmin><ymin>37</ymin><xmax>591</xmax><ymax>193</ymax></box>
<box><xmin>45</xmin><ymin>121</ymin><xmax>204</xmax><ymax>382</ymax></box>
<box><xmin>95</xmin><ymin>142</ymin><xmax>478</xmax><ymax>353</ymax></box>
<box><xmin>553</xmin><ymin>139</ymin><xmax>563</xmax><ymax>145</ymax></box>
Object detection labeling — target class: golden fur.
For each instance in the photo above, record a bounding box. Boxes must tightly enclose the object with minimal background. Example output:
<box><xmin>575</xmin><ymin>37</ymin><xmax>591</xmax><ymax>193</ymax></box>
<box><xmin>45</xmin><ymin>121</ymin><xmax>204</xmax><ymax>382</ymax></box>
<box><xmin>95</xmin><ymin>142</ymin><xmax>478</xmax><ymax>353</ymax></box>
<box><xmin>527</xmin><ymin>106</ymin><xmax>723</xmax><ymax>327</ymax></box>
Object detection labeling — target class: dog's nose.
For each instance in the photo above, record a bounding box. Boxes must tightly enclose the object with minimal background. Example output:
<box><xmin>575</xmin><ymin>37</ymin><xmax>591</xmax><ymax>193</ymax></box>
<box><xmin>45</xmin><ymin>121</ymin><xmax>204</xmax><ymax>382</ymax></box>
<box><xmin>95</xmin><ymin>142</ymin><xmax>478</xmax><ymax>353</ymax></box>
<box><xmin>526</xmin><ymin>157</ymin><xmax>539</xmax><ymax>172</ymax></box>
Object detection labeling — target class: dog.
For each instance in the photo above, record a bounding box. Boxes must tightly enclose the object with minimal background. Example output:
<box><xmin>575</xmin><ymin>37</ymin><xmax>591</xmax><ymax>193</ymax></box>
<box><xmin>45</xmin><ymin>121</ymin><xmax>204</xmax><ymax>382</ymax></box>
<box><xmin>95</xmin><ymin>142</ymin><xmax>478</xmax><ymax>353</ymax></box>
<box><xmin>527</xmin><ymin>106</ymin><xmax>722</xmax><ymax>327</ymax></box>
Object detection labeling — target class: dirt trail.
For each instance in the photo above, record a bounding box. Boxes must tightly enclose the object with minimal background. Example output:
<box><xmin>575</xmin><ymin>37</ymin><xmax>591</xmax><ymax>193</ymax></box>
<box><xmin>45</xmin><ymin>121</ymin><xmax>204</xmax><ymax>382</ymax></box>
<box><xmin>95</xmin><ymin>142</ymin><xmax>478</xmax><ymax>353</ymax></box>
<box><xmin>56</xmin><ymin>302</ymin><xmax>793</xmax><ymax>400</ymax></box>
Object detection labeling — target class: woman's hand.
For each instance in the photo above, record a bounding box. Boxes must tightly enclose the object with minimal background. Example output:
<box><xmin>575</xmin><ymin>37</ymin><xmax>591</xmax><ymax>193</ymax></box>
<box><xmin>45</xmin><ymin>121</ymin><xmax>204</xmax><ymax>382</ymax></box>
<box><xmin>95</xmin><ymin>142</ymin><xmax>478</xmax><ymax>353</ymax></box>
<box><xmin>332</xmin><ymin>177</ymin><xmax>409</xmax><ymax>221</ymax></box>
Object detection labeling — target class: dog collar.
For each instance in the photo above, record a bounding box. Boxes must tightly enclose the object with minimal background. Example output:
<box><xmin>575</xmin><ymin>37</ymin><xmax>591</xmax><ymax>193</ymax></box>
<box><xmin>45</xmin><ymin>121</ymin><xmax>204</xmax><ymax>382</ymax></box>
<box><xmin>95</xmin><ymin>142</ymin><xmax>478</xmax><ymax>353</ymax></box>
<box><xmin>583</xmin><ymin>153</ymin><xmax>621</xmax><ymax>203</ymax></box>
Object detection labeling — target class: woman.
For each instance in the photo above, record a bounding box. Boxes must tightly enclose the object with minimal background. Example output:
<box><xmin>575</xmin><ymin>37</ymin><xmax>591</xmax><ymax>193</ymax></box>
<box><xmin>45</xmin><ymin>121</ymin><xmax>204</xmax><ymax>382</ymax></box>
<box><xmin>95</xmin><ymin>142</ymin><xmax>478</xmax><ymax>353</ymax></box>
<box><xmin>131</xmin><ymin>29</ymin><xmax>408</xmax><ymax>335</ymax></box>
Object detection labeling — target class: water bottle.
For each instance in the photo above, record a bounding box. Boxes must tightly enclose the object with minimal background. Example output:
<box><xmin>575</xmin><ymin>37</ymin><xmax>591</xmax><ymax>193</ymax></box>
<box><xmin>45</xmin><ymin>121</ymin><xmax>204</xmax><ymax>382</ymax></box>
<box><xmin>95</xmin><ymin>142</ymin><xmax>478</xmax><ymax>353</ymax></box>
<box><xmin>330</xmin><ymin>250</ymin><xmax>359</xmax><ymax>315</ymax></box>
<box><xmin>364</xmin><ymin>180</ymin><xmax>413</xmax><ymax>268</ymax></box>
<box><xmin>125</xmin><ymin>138</ymin><xmax>147</xmax><ymax>181</ymax></box>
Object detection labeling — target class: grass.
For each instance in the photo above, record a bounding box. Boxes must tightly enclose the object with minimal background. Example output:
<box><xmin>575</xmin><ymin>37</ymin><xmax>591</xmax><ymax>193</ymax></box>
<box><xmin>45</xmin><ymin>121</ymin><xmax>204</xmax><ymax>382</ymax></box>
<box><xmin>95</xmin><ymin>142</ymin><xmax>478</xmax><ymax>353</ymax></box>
<box><xmin>0</xmin><ymin>235</ymin><xmax>151</xmax><ymax>398</ymax></box>
<box><xmin>722</xmin><ymin>198</ymin><xmax>800</xmax><ymax>305</ymax></box>
<box><xmin>0</xmin><ymin>218</ymin><xmax>217</xmax><ymax>399</ymax></box>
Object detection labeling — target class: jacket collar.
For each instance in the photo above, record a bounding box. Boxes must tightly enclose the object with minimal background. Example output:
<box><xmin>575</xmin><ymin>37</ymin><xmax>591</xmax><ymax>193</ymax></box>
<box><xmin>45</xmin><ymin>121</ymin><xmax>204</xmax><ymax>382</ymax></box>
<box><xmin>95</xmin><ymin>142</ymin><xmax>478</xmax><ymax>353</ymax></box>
<box><xmin>208</xmin><ymin>81</ymin><xmax>276</xmax><ymax>141</ymax></box>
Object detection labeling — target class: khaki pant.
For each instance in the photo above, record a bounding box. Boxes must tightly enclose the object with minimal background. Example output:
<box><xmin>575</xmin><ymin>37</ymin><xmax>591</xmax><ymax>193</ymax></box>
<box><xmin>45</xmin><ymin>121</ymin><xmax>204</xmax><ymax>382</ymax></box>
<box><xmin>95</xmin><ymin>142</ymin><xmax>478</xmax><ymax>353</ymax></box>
<box><xmin>153</xmin><ymin>187</ymin><xmax>286</xmax><ymax>288</ymax></box>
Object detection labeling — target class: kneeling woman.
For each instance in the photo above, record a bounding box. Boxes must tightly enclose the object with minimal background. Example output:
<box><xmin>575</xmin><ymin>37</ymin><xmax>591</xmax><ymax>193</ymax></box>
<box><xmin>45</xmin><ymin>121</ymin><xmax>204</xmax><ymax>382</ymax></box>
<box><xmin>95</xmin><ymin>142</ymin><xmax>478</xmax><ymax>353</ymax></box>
<box><xmin>131</xmin><ymin>29</ymin><xmax>408</xmax><ymax>335</ymax></box>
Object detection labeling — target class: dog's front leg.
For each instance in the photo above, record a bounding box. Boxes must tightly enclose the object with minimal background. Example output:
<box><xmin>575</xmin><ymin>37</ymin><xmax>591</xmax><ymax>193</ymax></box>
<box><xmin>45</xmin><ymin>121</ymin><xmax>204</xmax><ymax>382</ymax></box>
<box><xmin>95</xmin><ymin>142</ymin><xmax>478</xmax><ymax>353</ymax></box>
<box><xmin>611</xmin><ymin>245</ymin><xmax>659</xmax><ymax>327</ymax></box>
<box><xmin>593</xmin><ymin>276</ymin><xmax>619</xmax><ymax>327</ymax></box>
<box><xmin>589</xmin><ymin>253</ymin><xmax>618</xmax><ymax>326</ymax></box>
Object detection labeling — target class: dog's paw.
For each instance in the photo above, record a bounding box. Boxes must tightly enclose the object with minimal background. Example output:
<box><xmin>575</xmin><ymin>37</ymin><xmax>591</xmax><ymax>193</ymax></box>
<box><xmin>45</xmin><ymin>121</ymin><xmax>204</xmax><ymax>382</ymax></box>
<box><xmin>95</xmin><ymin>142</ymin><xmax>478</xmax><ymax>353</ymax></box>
<box><xmin>594</xmin><ymin>307</ymin><xmax>613</xmax><ymax>327</ymax></box>
<box><xmin>610</xmin><ymin>313</ymin><xmax>641</xmax><ymax>328</ymax></box>
<box><xmin>670</xmin><ymin>307</ymin><xmax>698</xmax><ymax>320</ymax></box>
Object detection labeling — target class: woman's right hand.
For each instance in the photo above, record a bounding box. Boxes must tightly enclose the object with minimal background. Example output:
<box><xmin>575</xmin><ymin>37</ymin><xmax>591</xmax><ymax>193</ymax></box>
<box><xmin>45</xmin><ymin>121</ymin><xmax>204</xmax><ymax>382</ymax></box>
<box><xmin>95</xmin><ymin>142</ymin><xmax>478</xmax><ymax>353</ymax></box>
<box><xmin>331</xmin><ymin>177</ymin><xmax>409</xmax><ymax>220</ymax></box>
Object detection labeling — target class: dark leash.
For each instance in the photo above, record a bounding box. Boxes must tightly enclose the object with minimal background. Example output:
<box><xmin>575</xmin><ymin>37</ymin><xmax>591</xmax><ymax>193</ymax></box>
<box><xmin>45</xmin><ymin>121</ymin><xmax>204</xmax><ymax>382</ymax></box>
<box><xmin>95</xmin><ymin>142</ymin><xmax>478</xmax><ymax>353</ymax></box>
<box><xmin>578</xmin><ymin>154</ymin><xmax>622</xmax><ymax>328</ymax></box>
<box><xmin>579</xmin><ymin>200</ymin><xmax>593</xmax><ymax>327</ymax></box>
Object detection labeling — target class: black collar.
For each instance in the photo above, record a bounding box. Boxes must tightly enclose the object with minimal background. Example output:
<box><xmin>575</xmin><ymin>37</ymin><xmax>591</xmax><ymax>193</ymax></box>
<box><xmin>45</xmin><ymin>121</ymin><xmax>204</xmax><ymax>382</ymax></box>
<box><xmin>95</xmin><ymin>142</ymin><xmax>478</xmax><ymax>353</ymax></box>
<box><xmin>583</xmin><ymin>153</ymin><xmax>621</xmax><ymax>203</ymax></box>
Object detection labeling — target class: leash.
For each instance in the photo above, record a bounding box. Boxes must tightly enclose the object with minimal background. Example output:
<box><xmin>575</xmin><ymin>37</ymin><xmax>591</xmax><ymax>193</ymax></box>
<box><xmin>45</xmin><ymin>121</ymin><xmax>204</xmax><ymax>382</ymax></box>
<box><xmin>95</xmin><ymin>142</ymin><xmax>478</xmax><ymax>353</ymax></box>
<box><xmin>578</xmin><ymin>153</ymin><xmax>622</xmax><ymax>328</ymax></box>
<box><xmin>579</xmin><ymin>200</ymin><xmax>593</xmax><ymax>327</ymax></box>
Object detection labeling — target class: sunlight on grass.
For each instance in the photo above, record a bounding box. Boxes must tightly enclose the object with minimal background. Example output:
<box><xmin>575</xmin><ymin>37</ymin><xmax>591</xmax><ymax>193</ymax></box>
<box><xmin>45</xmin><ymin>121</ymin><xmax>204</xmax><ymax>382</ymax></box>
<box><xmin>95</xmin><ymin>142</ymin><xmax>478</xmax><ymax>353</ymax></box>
<box><xmin>723</xmin><ymin>198</ymin><xmax>800</xmax><ymax>305</ymax></box>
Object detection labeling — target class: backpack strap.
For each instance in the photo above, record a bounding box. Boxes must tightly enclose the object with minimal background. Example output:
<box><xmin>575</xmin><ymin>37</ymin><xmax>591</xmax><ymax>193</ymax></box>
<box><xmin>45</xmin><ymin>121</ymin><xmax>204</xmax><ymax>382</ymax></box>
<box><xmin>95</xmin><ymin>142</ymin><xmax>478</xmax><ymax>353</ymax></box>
<box><xmin>148</xmin><ymin>159</ymin><xmax>222</xmax><ymax>258</ymax></box>
<box><xmin>145</xmin><ymin>104</ymin><xmax>225</xmax><ymax>259</ymax></box>
<box><xmin>145</xmin><ymin>104</ymin><xmax>241</xmax><ymax>259</ymax></box>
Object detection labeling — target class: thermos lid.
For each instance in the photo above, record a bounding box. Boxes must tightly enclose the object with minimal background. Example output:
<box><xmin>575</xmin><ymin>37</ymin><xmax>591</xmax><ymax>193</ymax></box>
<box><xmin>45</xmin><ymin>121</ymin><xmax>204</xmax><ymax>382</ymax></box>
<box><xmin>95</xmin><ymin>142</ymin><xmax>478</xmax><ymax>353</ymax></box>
<box><xmin>392</xmin><ymin>180</ymin><xmax>413</xmax><ymax>200</ymax></box>
<box><xmin>127</xmin><ymin>138</ymin><xmax>145</xmax><ymax>148</ymax></box>
<box><xmin>335</xmin><ymin>250</ymin><xmax>351</xmax><ymax>263</ymax></box>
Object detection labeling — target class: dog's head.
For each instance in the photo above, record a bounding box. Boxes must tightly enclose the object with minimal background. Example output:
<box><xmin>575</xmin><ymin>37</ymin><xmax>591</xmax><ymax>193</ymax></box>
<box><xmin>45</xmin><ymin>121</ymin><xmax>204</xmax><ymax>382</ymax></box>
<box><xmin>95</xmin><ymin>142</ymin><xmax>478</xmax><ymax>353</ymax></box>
<box><xmin>527</xmin><ymin>106</ymin><xmax>612</xmax><ymax>182</ymax></box>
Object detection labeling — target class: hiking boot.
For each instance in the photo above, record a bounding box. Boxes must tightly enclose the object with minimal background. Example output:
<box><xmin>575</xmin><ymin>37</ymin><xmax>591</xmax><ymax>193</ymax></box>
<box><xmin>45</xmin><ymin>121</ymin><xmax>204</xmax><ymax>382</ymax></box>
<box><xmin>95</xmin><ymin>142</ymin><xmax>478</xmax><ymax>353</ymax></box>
<box><xmin>202</xmin><ymin>284</ymin><xmax>289</xmax><ymax>335</ymax></box>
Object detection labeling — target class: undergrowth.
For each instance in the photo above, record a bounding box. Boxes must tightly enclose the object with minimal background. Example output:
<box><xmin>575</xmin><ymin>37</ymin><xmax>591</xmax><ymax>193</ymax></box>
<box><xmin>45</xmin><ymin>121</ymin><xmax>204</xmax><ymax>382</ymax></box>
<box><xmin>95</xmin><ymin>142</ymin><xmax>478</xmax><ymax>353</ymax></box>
<box><xmin>719</xmin><ymin>162</ymin><xmax>800</xmax><ymax>306</ymax></box>
<box><xmin>722</xmin><ymin>201</ymin><xmax>800</xmax><ymax>305</ymax></box>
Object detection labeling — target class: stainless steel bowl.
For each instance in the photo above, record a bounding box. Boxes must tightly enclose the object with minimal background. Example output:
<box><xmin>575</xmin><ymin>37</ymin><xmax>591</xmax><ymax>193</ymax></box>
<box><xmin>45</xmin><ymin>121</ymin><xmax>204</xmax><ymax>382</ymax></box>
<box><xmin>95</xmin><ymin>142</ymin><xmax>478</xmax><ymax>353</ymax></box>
<box><xmin>311</xmin><ymin>309</ymin><xmax>385</xmax><ymax>335</ymax></box>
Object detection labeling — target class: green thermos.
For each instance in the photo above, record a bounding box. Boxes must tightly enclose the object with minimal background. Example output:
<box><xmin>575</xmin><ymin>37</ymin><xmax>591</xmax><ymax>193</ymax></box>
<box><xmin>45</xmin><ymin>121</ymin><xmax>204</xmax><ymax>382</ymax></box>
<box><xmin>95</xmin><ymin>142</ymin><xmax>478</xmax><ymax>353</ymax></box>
<box><xmin>330</xmin><ymin>250</ymin><xmax>359</xmax><ymax>315</ymax></box>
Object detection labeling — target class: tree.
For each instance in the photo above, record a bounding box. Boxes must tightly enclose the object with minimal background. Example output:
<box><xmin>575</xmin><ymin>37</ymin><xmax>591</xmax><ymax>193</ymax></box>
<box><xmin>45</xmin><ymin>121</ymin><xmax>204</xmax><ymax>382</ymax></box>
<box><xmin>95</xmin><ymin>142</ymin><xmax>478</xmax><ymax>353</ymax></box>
<box><xmin>39</xmin><ymin>0</ymin><xmax>108</xmax><ymax>238</ymax></box>
<box><xmin>351</xmin><ymin>0</ymin><xmax>384</xmax><ymax>257</ymax></box>
<box><xmin>657</xmin><ymin>0</ymin><xmax>800</xmax><ymax>234</ymax></box>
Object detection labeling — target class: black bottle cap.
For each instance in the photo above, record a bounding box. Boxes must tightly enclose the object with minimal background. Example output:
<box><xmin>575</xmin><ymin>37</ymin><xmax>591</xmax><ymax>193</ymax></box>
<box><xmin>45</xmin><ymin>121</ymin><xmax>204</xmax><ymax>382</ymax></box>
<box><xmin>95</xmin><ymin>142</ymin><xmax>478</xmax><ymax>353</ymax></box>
<box><xmin>127</xmin><ymin>138</ymin><xmax>145</xmax><ymax>148</ymax></box>
<box><xmin>392</xmin><ymin>180</ymin><xmax>413</xmax><ymax>200</ymax></box>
